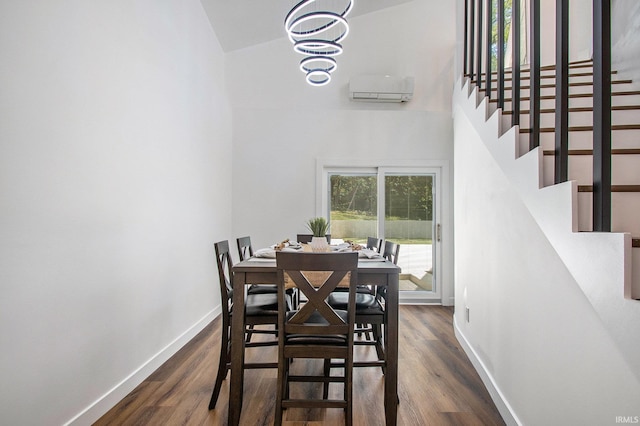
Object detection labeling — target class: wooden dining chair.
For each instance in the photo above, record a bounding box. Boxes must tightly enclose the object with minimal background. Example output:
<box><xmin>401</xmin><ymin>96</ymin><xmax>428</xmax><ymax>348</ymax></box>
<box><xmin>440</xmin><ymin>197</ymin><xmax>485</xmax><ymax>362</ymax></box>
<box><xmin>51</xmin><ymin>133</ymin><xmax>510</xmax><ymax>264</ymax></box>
<box><xmin>378</xmin><ymin>240</ymin><xmax>400</xmax><ymax>299</ymax></box>
<box><xmin>236</xmin><ymin>235</ymin><xmax>254</xmax><ymax>261</ymax></box>
<box><xmin>382</xmin><ymin>240</ymin><xmax>400</xmax><ymax>265</ymax></box>
<box><xmin>237</xmin><ymin>235</ymin><xmax>299</xmax><ymax>315</ymax></box>
<box><xmin>208</xmin><ymin>240</ymin><xmax>280</xmax><ymax>410</ymax></box>
<box><xmin>237</xmin><ymin>236</ymin><xmax>279</xmax><ymax>342</ymax></box>
<box><xmin>328</xmin><ymin>241</ymin><xmax>401</xmax><ymax>374</ymax></box>
<box><xmin>237</xmin><ymin>236</ymin><xmax>278</xmax><ymax>294</ymax></box>
<box><xmin>274</xmin><ymin>252</ymin><xmax>359</xmax><ymax>426</ymax></box>
<box><xmin>366</xmin><ymin>236</ymin><xmax>383</xmax><ymax>253</ymax></box>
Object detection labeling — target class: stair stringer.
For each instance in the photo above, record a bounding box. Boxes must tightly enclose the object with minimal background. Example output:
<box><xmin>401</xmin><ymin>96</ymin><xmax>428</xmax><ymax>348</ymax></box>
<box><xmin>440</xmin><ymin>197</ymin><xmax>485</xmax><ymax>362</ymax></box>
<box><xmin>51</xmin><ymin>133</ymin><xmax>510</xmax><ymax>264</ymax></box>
<box><xmin>453</xmin><ymin>77</ymin><xmax>640</xmax><ymax>380</ymax></box>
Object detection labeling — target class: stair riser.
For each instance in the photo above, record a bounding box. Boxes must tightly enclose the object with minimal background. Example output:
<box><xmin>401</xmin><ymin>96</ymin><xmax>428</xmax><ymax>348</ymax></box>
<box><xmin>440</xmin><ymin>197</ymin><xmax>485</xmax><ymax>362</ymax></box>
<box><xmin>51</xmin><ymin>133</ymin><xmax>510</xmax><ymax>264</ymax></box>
<box><xmin>578</xmin><ymin>193</ymin><xmax>640</xmax><ymax>235</ymax></box>
<box><xmin>490</xmin><ymin>71</ymin><xmax>600</xmax><ymax>87</ymax></box>
<box><xmin>488</xmin><ymin>85</ymin><xmax>603</xmax><ymax>98</ymax></box>
<box><xmin>497</xmin><ymin>93</ymin><xmax>640</xmax><ymax>109</ymax></box>
<box><xmin>542</xmin><ymin>155</ymin><xmax>640</xmax><ymax>186</ymax></box>
<box><xmin>515</xmin><ymin>109</ymin><xmax>640</xmax><ymax>128</ymax></box>
<box><xmin>519</xmin><ymin>130</ymin><xmax>640</xmax><ymax>153</ymax></box>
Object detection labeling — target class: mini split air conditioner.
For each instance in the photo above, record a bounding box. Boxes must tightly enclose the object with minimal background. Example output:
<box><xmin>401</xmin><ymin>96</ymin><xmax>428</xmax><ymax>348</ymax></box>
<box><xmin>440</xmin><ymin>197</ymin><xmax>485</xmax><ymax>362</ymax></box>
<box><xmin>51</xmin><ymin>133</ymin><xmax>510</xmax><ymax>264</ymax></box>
<box><xmin>349</xmin><ymin>75</ymin><xmax>414</xmax><ymax>102</ymax></box>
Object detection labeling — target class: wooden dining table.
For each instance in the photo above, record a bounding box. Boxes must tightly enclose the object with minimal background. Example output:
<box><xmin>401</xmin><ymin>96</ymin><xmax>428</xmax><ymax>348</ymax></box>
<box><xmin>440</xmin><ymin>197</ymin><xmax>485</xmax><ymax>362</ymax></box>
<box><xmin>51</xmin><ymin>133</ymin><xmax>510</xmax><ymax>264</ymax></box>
<box><xmin>227</xmin><ymin>255</ymin><xmax>401</xmax><ymax>425</ymax></box>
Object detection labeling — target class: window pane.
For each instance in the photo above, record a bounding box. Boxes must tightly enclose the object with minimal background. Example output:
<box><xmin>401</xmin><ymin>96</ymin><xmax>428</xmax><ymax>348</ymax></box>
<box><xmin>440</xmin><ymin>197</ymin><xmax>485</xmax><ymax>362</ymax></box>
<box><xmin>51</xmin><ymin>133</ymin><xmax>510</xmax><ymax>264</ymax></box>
<box><xmin>329</xmin><ymin>174</ymin><xmax>377</xmax><ymax>244</ymax></box>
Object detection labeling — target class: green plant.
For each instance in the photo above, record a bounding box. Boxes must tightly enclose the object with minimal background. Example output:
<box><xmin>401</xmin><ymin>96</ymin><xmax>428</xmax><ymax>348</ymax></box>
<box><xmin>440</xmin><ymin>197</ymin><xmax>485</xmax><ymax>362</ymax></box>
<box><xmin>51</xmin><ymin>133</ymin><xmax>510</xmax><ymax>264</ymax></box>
<box><xmin>306</xmin><ymin>217</ymin><xmax>329</xmax><ymax>237</ymax></box>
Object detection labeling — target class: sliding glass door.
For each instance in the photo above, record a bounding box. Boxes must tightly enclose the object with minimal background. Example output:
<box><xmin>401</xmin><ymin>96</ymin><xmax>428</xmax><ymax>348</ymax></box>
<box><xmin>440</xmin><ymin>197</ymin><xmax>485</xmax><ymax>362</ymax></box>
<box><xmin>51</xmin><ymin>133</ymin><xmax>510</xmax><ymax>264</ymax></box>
<box><xmin>327</xmin><ymin>167</ymin><xmax>440</xmax><ymax>298</ymax></box>
<box><xmin>382</xmin><ymin>172</ymin><xmax>435</xmax><ymax>294</ymax></box>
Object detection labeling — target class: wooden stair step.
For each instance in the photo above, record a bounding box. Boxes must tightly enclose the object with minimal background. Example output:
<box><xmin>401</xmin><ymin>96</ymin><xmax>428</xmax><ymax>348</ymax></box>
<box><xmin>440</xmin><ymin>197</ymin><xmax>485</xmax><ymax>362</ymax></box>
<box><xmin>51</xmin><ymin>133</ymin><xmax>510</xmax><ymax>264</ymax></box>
<box><xmin>477</xmin><ymin>70</ymin><xmax>619</xmax><ymax>84</ymax></box>
<box><xmin>503</xmin><ymin>105</ymin><xmax>640</xmax><ymax>115</ymax></box>
<box><xmin>491</xmin><ymin>91</ymin><xmax>640</xmax><ymax>103</ymax></box>
<box><xmin>542</xmin><ymin>149</ymin><xmax>640</xmax><ymax>156</ymax></box>
<box><xmin>479</xmin><ymin>80</ymin><xmax>631</xmax><ymax>92</ymax></box>
<box><xmin>577</xmin><ymin>185</ymin><xmax>640</xmax><ymax>192</ymax></box>
<box><xmin>468</xmin><ymin>59</ymin><xmax>594</xmax><ymax>77</ymax></box>
<box><xmin>520</xmin><ymin>124</ymin><xmax>640</xmax><ymax>133</ymax></box>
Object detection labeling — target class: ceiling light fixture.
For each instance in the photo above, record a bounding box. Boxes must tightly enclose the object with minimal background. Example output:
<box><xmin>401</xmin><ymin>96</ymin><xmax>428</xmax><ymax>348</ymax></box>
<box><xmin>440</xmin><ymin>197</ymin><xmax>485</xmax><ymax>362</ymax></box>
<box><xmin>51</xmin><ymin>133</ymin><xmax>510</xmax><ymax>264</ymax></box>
<box><xmin>284</xmin><ymin>0</ymin><xmax>353</xmax><ymax>86</ymax></box>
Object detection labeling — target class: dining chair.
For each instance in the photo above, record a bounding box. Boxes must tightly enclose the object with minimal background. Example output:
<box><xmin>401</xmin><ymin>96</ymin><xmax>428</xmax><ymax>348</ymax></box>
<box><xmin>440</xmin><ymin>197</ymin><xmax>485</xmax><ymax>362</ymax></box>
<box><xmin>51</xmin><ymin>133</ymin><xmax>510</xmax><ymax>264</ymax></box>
<box><xmin>208</xmin><ymin>240</ymin><xmax>280</xmax><ymax>410</ymax></box>
<box><xmin>274</xmin><ymin>251</ymin><xmax>359</xmax><ymax>426</ymax></box>
<box><xmin>237</xmin><ymin>235</ymin><xmax>299</xmax><ymax>315</ymax></box>
<box><xmin>366</xmin><ymin>236</ymin><xmax>383</xmax><ymax>253</ymax></box>
<box><xmin>296</xmin><ymin>233</ymin><xmax>331</xmax><ymax>244</ymax></box>
<box><xmin>237</xmin><ymin>236</ymin><xmax>279</xmax><ymax>342</ymax></box>
<box><xmin>327</xmin><ymin>241</ymin><xmax>401</xmax><ymax>374</ymax></box>
<box><xmin>378</xmin><ymin>240</ymin><xmax>400</xmax><ymax>300</ymax></box>
<box><xmin>382</xmin><ymin>240</ymin><xmax>400</xmax><ymax>265</ymax></box>
<box><xmin>236</xmin><ymin>235</ymin><xmax>254</xmax><ymax>261</ymax></box>
<box><xmin>237</xmin><ymin>236</ymin><xmax>278</xmax><ymax>294</ymax></box>
<box><xmin>357</xmin><ymin>236</ymin><xmax>384</xmax><ymax>296</ymax></box>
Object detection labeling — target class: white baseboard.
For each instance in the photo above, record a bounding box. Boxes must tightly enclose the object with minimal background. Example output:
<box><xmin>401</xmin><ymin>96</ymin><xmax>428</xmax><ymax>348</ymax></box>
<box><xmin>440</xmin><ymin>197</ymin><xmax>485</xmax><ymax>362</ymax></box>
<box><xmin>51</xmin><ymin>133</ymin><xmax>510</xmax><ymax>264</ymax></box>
<box><xmin>398</xmin><ymin>294</ymin><xmax>454</xmax><ymax>306</ymax></box>
<box><xmin>453</xmin><ymin>317</ymin><xmax>521</xmax><ymax>426</ymax></box>
<box><xmin>64</xmin><ymin>307</ymin><xmax>221</xmax><ymax>426</ymax></box>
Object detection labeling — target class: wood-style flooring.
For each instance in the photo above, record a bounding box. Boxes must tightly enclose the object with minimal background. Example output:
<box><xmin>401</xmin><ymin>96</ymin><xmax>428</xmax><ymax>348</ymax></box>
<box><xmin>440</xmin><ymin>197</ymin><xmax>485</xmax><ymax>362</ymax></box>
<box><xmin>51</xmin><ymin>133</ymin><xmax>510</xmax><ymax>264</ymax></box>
<box><xmin>94</xmin><ymin>306</ymin><xmax>505</xmax><ymax>425</ymax></box>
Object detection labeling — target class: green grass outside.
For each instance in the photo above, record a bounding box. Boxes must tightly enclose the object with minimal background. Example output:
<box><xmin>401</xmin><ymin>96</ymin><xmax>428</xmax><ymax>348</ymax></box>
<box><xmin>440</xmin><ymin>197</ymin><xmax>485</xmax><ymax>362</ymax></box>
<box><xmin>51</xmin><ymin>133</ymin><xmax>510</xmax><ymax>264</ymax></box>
<box><xmin>331</xmin><ymin>211</ymin><xmax>429</xmax><ymax>222</ymax></box>
<box><xmin>340</xmin><ymin>237</ymin><xmax>432</xmax><ymax>245</ymax></box>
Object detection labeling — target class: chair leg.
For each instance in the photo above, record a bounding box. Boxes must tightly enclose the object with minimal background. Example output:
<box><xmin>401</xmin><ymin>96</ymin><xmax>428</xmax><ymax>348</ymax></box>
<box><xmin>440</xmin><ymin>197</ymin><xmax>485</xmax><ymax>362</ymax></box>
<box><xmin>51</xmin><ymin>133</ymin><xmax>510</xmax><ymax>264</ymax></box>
<box><xmin>275</xmin><ymin>354</ymin><xmax>287</xmax><ymax>426</ymax></box>
<box><xmin>345</xmin><ymin>355</ymin><xmax>353</xmax><ymax>426</ymax></box>
<box><xmin>208</xmin><ymin>335</ymin><xmax>230</xmax><ymax>409</ymax></box>
<box><xmin>323</xmin><ymin>358</ymin><xmax>331</xmax><ymax>399</ymax></box>
<box><xmin>373</xmin><ymin>324</ymin><xmax>386</xmax><ymax>374</ymax></box>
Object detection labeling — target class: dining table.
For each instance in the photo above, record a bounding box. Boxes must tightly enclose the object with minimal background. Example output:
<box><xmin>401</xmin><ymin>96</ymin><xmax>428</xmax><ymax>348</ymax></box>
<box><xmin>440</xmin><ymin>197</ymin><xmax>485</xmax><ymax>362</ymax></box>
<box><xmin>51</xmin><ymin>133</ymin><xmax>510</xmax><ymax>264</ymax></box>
<box><xmin>227</xmin><ymin>250</ymin><xmax>401</xmax><ymax>425</ymax></box>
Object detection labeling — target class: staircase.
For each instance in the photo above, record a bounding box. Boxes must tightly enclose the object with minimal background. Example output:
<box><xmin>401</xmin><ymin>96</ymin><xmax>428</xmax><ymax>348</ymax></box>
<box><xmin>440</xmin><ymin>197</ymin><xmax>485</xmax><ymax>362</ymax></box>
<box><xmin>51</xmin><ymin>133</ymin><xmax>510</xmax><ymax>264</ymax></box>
<box><xmin>454</xmin><ymin>63</ymin><xmax>640</xmax><ymax>378</ymax></box>
<box><xmin>476</xmin><ymin>59</ymin><xmax>640</xmax><ymax>289</ymax></box>
<box><xmin>458</xmin><ymin>0</ymin><xmax>640</xmax><ymax>379</ymax></box>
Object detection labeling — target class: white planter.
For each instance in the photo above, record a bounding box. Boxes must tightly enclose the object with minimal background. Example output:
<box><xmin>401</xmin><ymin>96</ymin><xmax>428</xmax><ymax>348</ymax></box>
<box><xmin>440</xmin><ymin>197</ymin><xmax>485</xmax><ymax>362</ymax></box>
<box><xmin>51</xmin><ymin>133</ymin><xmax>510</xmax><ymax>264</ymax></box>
<box><xmin>310</xmin><ymin>236</ymin><xmax>329</xmax><ymax>252</ymax></box>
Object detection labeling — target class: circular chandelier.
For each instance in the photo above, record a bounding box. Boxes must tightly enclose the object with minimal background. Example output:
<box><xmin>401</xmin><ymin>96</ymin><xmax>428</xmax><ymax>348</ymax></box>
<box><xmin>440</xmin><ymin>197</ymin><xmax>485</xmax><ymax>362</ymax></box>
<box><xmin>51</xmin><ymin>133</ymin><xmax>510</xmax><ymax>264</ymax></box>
<box><xmin>284</xmin><ymin>0</ymin><xmax>353</xmax><ymax>86</ymax></box>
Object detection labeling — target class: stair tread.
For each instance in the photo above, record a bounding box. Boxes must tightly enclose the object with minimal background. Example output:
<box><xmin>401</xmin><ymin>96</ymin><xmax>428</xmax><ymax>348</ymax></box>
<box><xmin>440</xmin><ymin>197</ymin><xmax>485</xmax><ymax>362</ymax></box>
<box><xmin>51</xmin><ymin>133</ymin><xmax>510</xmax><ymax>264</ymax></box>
<box><xmin>471</xmin><ymin>70</ymin><xmax>620</xmax><ymax>83</ymax></box>
<box><xmin>503</xmin><ymin>105</ymin><xmax>640</xmax><ymax>115</ymax></box>
<box><xmin>469</xmin><ymin>58</ymin><xmax>594</xmax><ymax>77</ymax></box>
<box><xmin>542</xmin><ymin>149</ymin><xmax>640</xmax><ymax>155</ymax></box>
<box><xmin>577</xmin><ymin>185</ymin><xmax>640</xmax><ymax>192</ymax></box>
<box><xmin>520</xmin><ymin>124</ymin><xmax>640</xmax><ymax>133</ymax></box>
<box><xmin>479</xmin><ymin>80</ymin><xmax>632</xmax><ymax>91</ymax></box>
<box><xmin>491</xmin><ymin>91</ymin><xmax>640</xmax><ymax>103</ymax></box>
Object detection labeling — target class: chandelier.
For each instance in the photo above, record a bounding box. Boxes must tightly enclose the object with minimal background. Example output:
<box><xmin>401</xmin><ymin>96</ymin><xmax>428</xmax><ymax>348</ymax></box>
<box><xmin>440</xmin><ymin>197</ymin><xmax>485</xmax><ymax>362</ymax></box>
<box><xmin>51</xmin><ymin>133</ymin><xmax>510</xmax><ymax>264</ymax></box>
<box><xmin>284</xmin><ymin>0</ymin><xmax>353</xmax><ymax>86</ymax></box>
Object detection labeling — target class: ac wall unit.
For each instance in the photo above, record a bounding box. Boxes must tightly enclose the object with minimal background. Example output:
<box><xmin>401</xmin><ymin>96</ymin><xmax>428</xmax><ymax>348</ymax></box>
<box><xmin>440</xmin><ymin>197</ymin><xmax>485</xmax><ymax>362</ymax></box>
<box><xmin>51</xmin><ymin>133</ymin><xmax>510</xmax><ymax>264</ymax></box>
<box><xmin>349</xmin><ymin>75</ymin><xmax>414</xmax><ymax>102</ymax></box>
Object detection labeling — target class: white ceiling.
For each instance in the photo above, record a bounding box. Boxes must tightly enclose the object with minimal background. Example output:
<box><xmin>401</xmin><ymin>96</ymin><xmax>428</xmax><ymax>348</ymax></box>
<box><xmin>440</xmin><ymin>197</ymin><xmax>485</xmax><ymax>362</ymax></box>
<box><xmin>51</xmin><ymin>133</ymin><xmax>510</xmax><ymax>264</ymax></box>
<box><xmin>200</xmin><ymin>0</ymin><xmax>415</xmax><ymax>52</ymax></box>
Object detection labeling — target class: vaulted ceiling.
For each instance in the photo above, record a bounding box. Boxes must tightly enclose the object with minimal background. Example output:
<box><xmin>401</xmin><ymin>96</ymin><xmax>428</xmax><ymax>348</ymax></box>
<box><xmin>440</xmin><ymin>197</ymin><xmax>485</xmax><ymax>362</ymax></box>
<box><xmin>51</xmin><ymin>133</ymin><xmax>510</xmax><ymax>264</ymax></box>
<box><xmin>200</xmin><ymin>0</ymin><xmax>415</xmax><ymax>52</ymax></box>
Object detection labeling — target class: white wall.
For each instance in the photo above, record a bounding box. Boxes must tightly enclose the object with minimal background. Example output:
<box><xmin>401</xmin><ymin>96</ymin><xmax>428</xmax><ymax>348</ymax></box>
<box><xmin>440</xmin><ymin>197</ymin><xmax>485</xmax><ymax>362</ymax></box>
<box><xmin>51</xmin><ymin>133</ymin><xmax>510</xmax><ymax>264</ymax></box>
<box><xmin>453</xmin><ymin>103</ymin><xmax>640</xmax><ymax>425</ymax></box>
<box><xmin>226</xmin><ymin>1</ymin><xmax>456</xmax><ymax>304</ymax></box>
<box><xmin>0</xmin><ymin>1</ymin><xmax>231</xmax><ymax>424</ymax></box>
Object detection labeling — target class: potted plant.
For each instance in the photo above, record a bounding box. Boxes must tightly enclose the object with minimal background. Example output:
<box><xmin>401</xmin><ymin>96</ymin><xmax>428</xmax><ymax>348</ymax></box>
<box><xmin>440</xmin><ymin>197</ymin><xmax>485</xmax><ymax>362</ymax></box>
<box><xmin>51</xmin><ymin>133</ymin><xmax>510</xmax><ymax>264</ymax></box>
<box><xmin>306</xmin><ymin>217</ymin><xmax>330</xmax><ymax>251</ymax></box>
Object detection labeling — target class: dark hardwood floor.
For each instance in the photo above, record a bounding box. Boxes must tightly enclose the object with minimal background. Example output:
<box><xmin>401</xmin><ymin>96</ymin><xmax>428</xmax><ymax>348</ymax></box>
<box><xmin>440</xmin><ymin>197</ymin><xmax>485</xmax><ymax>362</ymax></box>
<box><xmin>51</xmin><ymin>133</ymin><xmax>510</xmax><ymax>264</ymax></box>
<box><xmin>94</xmin><ymin>306</ymin><xmax>505</xmax><ymax>425</ymax></box>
